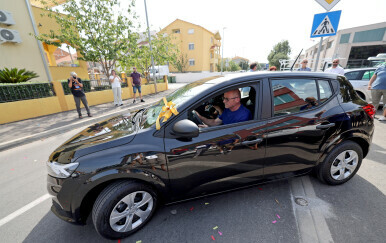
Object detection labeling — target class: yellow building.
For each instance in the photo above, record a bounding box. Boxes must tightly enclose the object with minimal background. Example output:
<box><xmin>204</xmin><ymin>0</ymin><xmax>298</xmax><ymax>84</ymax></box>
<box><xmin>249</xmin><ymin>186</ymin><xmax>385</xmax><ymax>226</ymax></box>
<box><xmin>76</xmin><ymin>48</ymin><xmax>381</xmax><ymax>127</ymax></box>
<box><xmin>159</xmin><ymin>19</ymin><xmax>222</xmax><ymax>72</ymax></box>
<box><xmin>0</xmin><ymin>0</ymin><xmax>88</xmax><ymax>81</ymax></box>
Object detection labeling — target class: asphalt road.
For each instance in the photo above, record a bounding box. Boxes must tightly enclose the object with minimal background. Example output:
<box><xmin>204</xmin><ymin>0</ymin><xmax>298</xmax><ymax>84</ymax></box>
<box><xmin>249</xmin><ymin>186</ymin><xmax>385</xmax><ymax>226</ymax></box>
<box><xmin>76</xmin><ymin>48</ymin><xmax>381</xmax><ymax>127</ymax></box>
<box><xmin>0</xmin><ymin>113</ymin><xmax>385</xmax><ymax>243</ymax></box>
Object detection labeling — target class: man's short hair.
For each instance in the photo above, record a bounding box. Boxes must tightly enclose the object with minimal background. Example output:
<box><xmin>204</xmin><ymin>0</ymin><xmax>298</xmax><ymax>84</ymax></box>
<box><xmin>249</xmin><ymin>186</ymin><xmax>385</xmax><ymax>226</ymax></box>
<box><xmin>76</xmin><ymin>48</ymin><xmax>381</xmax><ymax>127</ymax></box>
<box><xmin>250</xmin><ymin>63</ymin><xmax>257</xmax><ymax>70</ymax></box>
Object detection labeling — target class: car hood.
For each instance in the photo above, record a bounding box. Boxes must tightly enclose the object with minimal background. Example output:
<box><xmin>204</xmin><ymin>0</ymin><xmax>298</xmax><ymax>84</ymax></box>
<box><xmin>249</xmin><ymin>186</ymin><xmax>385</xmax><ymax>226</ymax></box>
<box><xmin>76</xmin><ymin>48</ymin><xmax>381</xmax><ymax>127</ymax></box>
<box><xmin>49</xmin><ymin>112</ymin><xmax>140</xmax><ymax>163</ymax></box>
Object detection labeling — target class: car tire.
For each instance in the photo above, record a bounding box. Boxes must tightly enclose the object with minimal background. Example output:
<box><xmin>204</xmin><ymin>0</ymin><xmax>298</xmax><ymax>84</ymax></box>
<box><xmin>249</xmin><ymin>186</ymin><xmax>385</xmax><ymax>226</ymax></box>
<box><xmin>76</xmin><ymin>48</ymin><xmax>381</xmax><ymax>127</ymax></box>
<box><xmin>317</xmin><ymin>141</ymin><xmax>363</xmax><ymax>185</ymax></box>
<box><xmin>92</xmin><ymin>180</ymin><xmax>158</xmax><ymax>239</ymax></box>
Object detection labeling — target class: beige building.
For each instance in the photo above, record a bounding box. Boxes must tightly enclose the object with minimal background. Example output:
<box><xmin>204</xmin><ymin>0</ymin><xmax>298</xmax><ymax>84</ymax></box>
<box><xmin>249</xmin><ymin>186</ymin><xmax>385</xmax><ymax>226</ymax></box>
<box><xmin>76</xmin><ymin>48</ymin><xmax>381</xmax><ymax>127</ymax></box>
<box><xmin>0</xmin><ymin>0</ymin><xmax>88</xmax><ymax>81</ymax></box>
<box><xmin>304</xmin><ymin>22</ymin><xmax>386</xmax><ymax>69</ymax></box>
<box><xmin>159</xmin><ymin>19</ymin><xmax>222</xmax><ymax>72</ymax></box>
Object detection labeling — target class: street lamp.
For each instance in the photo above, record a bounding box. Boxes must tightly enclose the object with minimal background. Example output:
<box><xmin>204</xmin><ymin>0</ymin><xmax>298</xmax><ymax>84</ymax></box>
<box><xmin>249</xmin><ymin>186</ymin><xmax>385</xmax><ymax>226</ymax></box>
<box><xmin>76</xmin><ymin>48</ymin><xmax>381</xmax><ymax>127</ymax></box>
<box><xmin>144</xmin><ymin>0</ymin><xmax>157</xmax><ymax>93</ymax></box>
<box><xmin>221</xmin><ymin>27</ymin><xmax>226</xmax><ymax>75</ymax></box>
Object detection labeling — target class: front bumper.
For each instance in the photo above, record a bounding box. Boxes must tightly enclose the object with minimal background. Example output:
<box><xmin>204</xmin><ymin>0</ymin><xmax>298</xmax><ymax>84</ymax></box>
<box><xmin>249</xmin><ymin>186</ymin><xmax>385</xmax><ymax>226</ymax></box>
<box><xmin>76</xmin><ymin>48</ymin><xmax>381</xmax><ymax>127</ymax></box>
<box><xmin>51</xmin><ymin>199</ymin><xmax>84</xmax><ymax>225</ymax></box>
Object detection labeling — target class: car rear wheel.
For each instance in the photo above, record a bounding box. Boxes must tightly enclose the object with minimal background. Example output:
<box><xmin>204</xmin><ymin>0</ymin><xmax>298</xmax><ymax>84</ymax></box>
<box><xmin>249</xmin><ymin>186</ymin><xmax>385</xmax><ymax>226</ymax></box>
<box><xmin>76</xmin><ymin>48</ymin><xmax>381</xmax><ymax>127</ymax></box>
<box><xmin>92</xmin><ymin>181</ymin><xmax>157</xmax><ymax>239</ymax></box>
<box><xmin>317</xmin><ymin>141</ymin><xmax>363</xmax><ymax>185</ymax></box>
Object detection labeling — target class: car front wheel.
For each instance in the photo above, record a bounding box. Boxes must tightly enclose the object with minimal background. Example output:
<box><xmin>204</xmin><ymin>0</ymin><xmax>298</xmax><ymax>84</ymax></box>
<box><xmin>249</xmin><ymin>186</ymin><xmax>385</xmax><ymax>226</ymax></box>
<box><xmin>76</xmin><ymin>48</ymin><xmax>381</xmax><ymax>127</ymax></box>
<box><xmin>317</xmin><ymin>141</ymin><xmax>363</xmax><ymax>185</ymax></box>
<box><xmin>92</xmin><ymin>181</ymin><xmax>158</xmax><ymax>239</ymax></box>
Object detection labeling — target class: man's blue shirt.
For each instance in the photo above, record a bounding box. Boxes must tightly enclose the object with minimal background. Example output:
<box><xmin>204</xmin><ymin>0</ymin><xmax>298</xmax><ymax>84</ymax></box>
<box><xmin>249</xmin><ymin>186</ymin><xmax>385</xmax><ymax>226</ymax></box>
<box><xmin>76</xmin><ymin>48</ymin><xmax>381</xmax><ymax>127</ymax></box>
<box><xmin>372</xmin><ymin>65</ymin><xmax>386</xmax><ymax>89</ymax></box>
<box><xmin>297</xmin><ymin>67</ymin><xmax>311</xmax><ymax>71</ymax></box>
<box><xmin>219</xmin><ymin>105</ymin><xmax>252</xmax><ymax>125</ymax></box>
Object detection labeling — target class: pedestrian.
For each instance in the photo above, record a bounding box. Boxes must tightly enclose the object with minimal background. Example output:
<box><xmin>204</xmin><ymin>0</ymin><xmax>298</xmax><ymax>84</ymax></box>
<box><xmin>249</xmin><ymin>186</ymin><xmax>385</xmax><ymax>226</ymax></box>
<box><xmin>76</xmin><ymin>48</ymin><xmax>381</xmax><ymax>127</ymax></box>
<box><xmin>109</xmin><ymin>70</ymin><xmax>123</xmax><ymax>107</ymax></box>
<box><xmin>130</xmin><ymin>67</ymin><xmax>144</xmax><ymax>103</ymax></box>
<box><xmin>269</xmin><ymin>66</ymin><xmax>277</xmax><ymax>71</ymax></box>
<box><xmin>249</xmin><ymin>63</ymin><xmax>257</xmax><ymax>72</ymax></box>
<box><xmin>324</xmin><ymin>58</ymin><xmax>344</xmax><ymax>75</ymax></box>
<box><xmin>68</xmin><ymin>72</ymin><xmax>92</xmax><ymax>119</ymax></box>
<box><xmin>368</xmin><ymin>63</ymin><xmax>386</xmax><ymax>121</ymax></box>
<box><xmin>297</xmin><ymin>59</ymin><xmax>311</xmax><ymax>71</ymax></box>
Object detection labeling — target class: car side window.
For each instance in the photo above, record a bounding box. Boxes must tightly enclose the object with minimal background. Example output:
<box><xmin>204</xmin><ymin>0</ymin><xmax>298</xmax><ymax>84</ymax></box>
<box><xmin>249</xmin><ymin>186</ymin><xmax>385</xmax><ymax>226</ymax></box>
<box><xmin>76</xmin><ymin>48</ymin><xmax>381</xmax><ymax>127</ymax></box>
<box><xmin>318</xmin><ymin>80</ymin><xmax>333</xmax><ymax>104</ymax></box>
<box><xmin>361</xmin><ymin>70</ymin><xmax>375</xmax><ymax>80</ymax></box>
<box><xmin>344</xmin><ymin>71</ymin><xmax>360</xmax><ymax>80</ymax></box>
<box><xmin>271</xmin><ymin>79</ymin><xmax>320</xmax><ymax>116</ymax></box>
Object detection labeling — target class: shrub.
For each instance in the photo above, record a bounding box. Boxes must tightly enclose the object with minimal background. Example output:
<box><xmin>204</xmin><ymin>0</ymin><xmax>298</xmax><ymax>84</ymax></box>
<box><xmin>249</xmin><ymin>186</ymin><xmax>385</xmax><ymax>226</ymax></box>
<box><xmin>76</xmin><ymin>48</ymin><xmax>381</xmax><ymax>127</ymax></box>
<box><xmin>0</xmin><ymin>83</ymin><xmax>53</xmax><ymax>103</ymax></box>
<box><xmin>0</xmin><ymin>68</ymin><xmax>39</xmax><ymax>83</ymax></box>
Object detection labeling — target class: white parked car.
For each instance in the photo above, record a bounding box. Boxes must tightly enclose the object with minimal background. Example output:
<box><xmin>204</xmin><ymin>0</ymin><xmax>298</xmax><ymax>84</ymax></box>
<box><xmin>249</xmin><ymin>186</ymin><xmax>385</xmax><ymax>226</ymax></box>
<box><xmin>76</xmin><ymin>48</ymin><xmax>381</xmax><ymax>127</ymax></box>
<box><xmin>344</xmin><ymin>67</ymin><xmax>382</xmax><ymax>105</ymax></box>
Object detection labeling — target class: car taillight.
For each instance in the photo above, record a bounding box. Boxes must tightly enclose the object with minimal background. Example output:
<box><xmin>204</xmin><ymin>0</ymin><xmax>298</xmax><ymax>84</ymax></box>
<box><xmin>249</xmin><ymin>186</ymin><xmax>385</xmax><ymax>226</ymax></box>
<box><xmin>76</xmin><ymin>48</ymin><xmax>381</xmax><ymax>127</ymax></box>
<box><xmin>362</xmin><ymin>104</ymin><xmax>375</xmax><ymax>118</ymax></box>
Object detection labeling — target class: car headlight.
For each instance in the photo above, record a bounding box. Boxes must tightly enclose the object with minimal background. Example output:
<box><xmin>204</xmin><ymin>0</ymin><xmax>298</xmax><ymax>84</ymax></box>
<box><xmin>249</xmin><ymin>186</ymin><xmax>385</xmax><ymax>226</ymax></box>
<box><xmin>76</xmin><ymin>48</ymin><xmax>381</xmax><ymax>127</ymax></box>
<box><xmin>46</xmin><ymin>161</ymin><xmax>79</xmax><ymax>178</ymax></box>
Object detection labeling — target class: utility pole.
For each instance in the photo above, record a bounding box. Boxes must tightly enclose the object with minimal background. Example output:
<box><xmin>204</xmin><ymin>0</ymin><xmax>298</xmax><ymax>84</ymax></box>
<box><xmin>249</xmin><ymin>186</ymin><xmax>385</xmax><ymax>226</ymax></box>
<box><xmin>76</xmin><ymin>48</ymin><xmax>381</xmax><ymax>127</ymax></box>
<box><xmin>144</xmin><ymin>0</ymin><xmax>157</xmax><ymax>93</ymax></box>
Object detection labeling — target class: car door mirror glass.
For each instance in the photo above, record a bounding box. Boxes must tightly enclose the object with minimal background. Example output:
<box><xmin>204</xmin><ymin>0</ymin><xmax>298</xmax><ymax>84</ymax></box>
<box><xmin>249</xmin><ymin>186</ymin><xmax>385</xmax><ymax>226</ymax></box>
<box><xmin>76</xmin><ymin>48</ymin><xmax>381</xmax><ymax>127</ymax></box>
<box><xmin>172</xmin><ymin>119</ymin><xmax>199</xmax><ymax>138</ymax></box>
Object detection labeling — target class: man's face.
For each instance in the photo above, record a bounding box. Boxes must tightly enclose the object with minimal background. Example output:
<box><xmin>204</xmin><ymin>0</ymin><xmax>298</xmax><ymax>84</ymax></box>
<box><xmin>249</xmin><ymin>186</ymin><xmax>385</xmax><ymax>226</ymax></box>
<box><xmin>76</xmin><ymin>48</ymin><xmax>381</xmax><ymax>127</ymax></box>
<box><xmin>332</xmin><ymin>60</ymin><xmax>339</xmax><ymax>67</ymax></box>
<box><xmin>302</xmin><ymin>60</ymin><xmax>308</xmax><ymax>68</ymax></box>
<box><xmin>223</xmin><ymin>91</ymin><xmax>240</xmax><ymax>109</ymax></box>
<box><xmin>133</xmin><ymin>68</ymin><xmax>137</xmax><ymax>72</ymax></box>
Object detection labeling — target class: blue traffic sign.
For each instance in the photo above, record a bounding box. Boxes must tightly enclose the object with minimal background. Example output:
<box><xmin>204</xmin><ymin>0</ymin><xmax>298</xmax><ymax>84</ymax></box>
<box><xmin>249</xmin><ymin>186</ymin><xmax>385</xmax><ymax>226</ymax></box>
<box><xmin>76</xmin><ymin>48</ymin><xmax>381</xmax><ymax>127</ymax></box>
<box><xmin>310</xmin><ymin>10</ymin><xmax>341</xmax><ymax>38</ymax></box>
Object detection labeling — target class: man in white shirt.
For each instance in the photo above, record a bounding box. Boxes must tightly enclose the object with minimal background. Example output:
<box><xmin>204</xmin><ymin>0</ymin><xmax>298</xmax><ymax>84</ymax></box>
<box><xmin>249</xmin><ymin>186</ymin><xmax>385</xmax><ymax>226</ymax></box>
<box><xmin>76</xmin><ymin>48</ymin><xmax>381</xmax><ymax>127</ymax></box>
<box><xmin>325</xmin><ymin>59</ymin><xmax>344</xmax><ymax>75</ymax></box>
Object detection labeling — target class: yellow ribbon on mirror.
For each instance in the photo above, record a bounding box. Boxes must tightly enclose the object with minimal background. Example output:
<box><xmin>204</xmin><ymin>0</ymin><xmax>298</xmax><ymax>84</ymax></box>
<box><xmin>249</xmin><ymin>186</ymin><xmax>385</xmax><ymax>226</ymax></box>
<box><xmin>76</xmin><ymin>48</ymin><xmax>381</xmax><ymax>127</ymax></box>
<box><xmin>156</xmin><ymin>97</ymin><xmax>179</xmax><ymax>130</ymax></box>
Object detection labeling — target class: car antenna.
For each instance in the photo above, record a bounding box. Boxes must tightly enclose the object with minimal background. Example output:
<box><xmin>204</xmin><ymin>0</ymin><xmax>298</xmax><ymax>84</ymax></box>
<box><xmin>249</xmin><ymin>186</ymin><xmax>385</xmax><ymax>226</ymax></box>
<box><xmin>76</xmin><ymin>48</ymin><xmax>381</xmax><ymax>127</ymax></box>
<box><xmin>290</xmin><ymin>49</ymin><xmax>303</xmax><ymax>71</ymax></box>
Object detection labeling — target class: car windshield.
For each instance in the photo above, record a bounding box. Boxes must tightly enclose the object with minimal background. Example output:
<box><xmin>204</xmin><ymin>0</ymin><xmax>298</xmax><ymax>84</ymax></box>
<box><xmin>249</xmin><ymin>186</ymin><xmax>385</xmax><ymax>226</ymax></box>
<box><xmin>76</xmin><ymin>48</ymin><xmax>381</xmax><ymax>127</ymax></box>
<box><xmin>141</xmin><ymin>78</ymin><xmax>218</xmax><ymax>128</ymax></box>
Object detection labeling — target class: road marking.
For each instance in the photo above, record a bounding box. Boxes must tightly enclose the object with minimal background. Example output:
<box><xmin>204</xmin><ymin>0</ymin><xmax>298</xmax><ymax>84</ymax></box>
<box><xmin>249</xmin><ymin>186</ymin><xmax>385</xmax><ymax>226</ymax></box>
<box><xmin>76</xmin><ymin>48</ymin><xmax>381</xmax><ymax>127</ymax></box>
<box><xmin>0</xmin><ymin>194</ymin><xmax>51</xmax><ymax>227</ymax></box>
<box><xmin>290</xmin><ymin>176</ymin><xmax>334</xmax><ymax>243</ymax></box>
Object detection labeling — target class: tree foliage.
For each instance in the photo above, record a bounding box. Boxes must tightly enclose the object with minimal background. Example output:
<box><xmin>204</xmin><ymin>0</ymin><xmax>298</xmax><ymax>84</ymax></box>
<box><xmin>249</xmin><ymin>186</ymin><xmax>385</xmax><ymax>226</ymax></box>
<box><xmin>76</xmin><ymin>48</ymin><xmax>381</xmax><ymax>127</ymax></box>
<box><xmin>0</xmin><ymin>68</ymin><xmax>39</xmax><ymax>83</ymax></box>
<box><xmin>118</xmin><ymin>32</ymin><xmax>179</xmax><ymax>78</ymax></box>
<box><xmin>173</xmin><ymin>54</ymin><xmax>189</xmax><ymax>73</ymax></box>
<box><xmin>34</xmin><ymin>0</ymin><xmax>138</xmax><ymax>76</ymax></box>
<box><xmin>267</xmin><ymin>40</ymin><xmax>292</xmax><ymax>70</ymax></box>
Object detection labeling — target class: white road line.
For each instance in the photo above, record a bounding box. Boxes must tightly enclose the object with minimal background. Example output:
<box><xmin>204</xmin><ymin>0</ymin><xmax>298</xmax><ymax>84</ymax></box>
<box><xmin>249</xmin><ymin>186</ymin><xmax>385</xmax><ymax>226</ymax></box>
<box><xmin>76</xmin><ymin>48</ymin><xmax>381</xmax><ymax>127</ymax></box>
<box><xmin>0</xmin><ymin>194</ymin><xmax>51</xmax><ymax>227</ymax></box>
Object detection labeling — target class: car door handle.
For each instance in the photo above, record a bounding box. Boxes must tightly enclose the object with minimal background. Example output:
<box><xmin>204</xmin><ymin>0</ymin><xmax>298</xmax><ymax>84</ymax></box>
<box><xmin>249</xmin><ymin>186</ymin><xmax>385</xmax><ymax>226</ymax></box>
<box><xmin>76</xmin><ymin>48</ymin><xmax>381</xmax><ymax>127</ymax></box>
<box><xmin>241</xmin><ymin>138</ymin><xmax>263</xmax><ymax>146</ymax></box>
<box><xmin>316</xmin><ymin>123</ymin><xmax>335</xmax><ymax>129</ymax></box>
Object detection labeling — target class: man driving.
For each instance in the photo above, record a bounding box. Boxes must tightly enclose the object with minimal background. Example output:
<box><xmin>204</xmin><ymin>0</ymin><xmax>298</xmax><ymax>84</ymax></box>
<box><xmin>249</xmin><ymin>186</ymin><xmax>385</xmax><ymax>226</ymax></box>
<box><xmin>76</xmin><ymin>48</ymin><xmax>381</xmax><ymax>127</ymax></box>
<box><xmin>195</xmin><ymin>89</ymin><xmax>252</xmax><ymax>127</ymax></box>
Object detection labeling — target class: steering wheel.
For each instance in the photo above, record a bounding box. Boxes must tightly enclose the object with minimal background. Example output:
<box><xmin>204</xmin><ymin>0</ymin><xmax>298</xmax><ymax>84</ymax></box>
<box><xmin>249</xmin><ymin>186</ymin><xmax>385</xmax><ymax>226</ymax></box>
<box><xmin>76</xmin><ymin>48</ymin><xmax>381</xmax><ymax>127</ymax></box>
<box><xmin>191</xmin><ymin>110</ymin><xmax>204</xmax><ymax>125</ymax></box>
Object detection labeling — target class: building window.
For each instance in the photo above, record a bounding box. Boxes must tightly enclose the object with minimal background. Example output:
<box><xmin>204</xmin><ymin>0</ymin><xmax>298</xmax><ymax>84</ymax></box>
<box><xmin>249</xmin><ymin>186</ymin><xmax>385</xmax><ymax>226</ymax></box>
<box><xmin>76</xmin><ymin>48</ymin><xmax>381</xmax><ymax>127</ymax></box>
<box><xmin>327</xmin><ymin>41</ymin><xmax>333</xmax><ymax>49</ymax></box>
<box><xmin>211</xmin><ymin>53</ymin><xmax>213</xmax><ymax>58</ymax></box>
<box><xmin>339</xmin><ymin>33</ymin><xmax>350</xmax><ymax>44</ymax></box>
<box><xmin>189</xmin><ymin>59</ymin><xmax>195</xmax><ymax>66</ymax></box>
<box><xmin>189</xmin><ymin>43</ymin><xmax>194</xmax><ymax>50</ymax></box>
<box><xmin>172</xmin><ymin>29</ymin><xmax>180</xmax><ymax>34</ymax></box>
<box><xmin>353</xmin><ymin>28</ymin><xmax>386</xmax><ymax>43</ymax></box>
<box><xmin>211</xmin><ymin>37</ymin><xmax>213</xmax><ymax>43</ymax></box>
<box><xmin>188</xmin><ymin>28</ymin><xmax>194</xmax><ymax>34</ymax></box>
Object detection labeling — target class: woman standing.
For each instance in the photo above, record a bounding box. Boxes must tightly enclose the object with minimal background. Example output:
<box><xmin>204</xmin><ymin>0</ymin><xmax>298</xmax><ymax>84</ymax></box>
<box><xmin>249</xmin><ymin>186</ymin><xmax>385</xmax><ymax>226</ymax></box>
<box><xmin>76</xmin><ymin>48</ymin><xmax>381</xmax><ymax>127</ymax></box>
<box><xmin>109</xmin><ymin>70</ymin><xmax>123</xmax><ymax>106</ymax></box>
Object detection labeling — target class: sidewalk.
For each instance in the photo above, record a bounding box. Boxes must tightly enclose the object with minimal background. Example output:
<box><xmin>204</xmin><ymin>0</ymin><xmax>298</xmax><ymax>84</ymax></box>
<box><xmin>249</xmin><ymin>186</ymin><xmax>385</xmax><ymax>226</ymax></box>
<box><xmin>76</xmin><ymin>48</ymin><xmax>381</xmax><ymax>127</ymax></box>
<box><xmin>0</xmin><ymin>83</ymin><xmax>185</xmax><ymax>152</ymax></box>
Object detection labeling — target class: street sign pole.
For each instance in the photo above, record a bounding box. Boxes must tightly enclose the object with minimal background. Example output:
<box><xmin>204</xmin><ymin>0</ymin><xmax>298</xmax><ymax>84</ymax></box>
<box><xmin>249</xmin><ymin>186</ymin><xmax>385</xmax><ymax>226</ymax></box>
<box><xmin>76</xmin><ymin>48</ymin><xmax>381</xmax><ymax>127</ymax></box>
<box><xmin>314</xmin><ymin>36</ymin><xmax>324</xmax><ymax>71</ymax></box>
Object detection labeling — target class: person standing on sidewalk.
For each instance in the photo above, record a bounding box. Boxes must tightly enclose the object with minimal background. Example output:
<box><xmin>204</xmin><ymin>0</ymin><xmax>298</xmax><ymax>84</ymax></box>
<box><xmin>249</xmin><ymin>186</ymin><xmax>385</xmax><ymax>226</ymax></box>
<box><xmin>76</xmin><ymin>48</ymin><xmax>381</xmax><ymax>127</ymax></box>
<box><xmin>68</xmin><ymin>72</ymin><xmax>92</xmax><ymax>119</ymax></box>
<box><xmin>130</xmin><ymin>67</ymin><xmax>144</xmax><ymax>103</ymax></box>
<box><xmin>368</xmin><ymin>63</ymin><xmax>386</xmax><ymax>121</ymax></box>
<box><xmin>324</xmin><ymin>59</ymin><xmax>344</xmax><ymax>75</ymax></box>
<box><xmin>297</xmin><ymin>59</ymin><xmax>311</xmax><ymax>71</ymax></box>
<box><xmin>109</xmin><ymin>70</ymin><xmax>123</xmax><ymax>107</ymax></box>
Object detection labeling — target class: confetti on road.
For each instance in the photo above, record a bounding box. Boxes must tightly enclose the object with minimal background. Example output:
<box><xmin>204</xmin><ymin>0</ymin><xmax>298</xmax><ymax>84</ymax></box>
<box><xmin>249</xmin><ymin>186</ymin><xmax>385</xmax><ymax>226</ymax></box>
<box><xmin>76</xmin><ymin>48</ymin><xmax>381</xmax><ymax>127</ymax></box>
<box><xmin>118</xmin><ymin>240</ymin><xmax>120</xmax><ymax>243</ymax></box>
<box><xmin>258</xmin><ymin>187</ymin><xmax>263</xmax><ymax>190</ymax></box>
<box><xmin>218</xmin><ymin>231</ymin><xmax>223</xmax><ymax>236</ymax></box>
<box><xmin>190</xmin><ymin>207</ymin><xmax>194</xmax><ymax>211</ymax></box>
<box><xmin>24</xmin><ymin>157</ymin><xmax>28</xmax><ymax>159</ymax></box>
<box><xmin>211</xmin><ymin>235</ymin><xmax>215</xmax><ymax>241</ymax></box>
<box><xmin>213</xmin><ymin>226</ymin><xmax>218</xmax><ymax>230</ymax></box>
<box><xmin>136</xmin><ymin>241</ymin><xmax>142</xmax><ymax>243</ymax></box>
<box><xmin>11</xmin><ymin>169</ymin><xmax>14</xmax><ymax>171</ymax></box>
<box><xmin>205</xmin><ymin>202</ymin><xmax>210</xmax><ymax>205</ymax></box>
<box><xmin>276</xmin><ymin>214</ymin><xmax>281</xmax><ymax>219</ymax></box>
<box><xmin>275</xmin><ymin>199</ymin><xmax>280</xmax><ymax>205</ymax></box>
<box><xmin>272</xmin><ymin>220</ymin><xmax>277</xmax><ymax>224</ymax></box>
<box><xmin>170</xmin><ymin>209</ymin><xmax>177</xmax><ymax>215</ymax></box>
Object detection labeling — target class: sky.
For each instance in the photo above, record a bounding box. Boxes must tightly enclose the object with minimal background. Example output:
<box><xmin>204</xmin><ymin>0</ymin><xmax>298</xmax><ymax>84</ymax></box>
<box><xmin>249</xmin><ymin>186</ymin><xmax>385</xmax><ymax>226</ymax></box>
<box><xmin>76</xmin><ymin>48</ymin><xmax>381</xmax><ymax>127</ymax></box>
<box><xmin>130</xmin><ymin>0</ymin><xmax>386</xmax><ymax>63</ymax></box>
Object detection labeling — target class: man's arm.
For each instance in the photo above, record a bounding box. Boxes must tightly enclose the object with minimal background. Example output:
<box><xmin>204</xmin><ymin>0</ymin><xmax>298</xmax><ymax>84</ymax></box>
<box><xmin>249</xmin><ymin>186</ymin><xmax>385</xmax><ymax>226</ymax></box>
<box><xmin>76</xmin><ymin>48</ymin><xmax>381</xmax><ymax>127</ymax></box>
<box><xmin>68</xmin><ymin>78</ymin><xmax>72</xmax><ymax>88</ymax></box>
<box><xmin>75</xmin><ymin>78</ymin><xmax>83</xmax><ymax>87</ymax></box>
<box><xmin>368</xmin><ymin>73</ymin><xmax>377</xmax><ymax>90</ymax></box>
<box><xmin>196</xmin><ymin>111</ymin><xmax>222</xmax><ymax>127</ymax></box>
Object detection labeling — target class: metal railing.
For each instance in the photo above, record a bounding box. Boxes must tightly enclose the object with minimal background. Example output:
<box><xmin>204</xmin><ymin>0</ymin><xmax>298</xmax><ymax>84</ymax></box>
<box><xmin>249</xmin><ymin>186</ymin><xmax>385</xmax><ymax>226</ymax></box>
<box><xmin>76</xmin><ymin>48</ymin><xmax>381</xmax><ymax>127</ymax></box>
<box><xmin>0</xmin><ymin>83</ymin><xmax>55</xmax><ymax>103</ymax></box>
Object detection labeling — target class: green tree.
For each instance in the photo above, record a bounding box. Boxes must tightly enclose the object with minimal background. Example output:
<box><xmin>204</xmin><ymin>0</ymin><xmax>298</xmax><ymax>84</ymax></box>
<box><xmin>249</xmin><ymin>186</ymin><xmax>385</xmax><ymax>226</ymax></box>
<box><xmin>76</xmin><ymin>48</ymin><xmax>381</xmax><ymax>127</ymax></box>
<box><xmin>118</xmin><ymin>32</ymin><xmax>179</xmax><ymax>79</ymax></box>
<box><xmin>267</xmin><ymin>40</ymin><xmax>292</xmax><ymax>70</ymax></box>
<box><xmin>173</xmin><ymin>54</ymin><xmax>189</xmax><ymax>73</ymax></box>
<box><xmin>238</xmin><ymin>60</ymin><xmax>249</xmax><ymax>71</ymax></box>
<box><xmin>34</xmin><ymin>0</ymin><xmax>138</xmax><ymax>76</ymax></box>
<box><xmin>229</xmin><ymin>61</ymin><xmax>240</xmax><ymax>71</ymax></box>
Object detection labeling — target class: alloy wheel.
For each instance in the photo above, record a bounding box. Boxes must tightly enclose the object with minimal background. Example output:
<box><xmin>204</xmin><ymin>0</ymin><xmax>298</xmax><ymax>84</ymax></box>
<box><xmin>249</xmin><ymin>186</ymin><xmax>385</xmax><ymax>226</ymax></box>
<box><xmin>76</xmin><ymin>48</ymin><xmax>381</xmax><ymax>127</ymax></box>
<box><xmin>330</xmin><ymin>150</ymin><xmax>359</xmax><ymax>181</ymax></box>
<box><xmin>109</xmin><ymin>191</ymin><xmax>154</xmax><ymax>232</ymax></box>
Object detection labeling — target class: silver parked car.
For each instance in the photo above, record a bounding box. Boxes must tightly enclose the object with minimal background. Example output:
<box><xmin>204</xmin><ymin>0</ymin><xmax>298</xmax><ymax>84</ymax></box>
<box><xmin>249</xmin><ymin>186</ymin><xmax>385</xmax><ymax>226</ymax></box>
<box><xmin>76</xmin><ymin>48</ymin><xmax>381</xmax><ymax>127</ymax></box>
<box><xmin>344</xmin><ymin>68</ymin><xmax>383</xmax><ymax>105</ymax></box>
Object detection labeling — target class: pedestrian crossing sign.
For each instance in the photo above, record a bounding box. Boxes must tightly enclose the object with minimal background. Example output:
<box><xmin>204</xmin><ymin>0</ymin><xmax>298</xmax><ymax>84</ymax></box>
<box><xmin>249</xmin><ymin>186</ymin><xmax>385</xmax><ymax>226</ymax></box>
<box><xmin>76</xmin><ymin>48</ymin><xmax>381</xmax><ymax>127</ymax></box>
<box><xmin>310</xmin><ymin>10</ymin><xmax>341</xmax><ymax>38</ymax></box>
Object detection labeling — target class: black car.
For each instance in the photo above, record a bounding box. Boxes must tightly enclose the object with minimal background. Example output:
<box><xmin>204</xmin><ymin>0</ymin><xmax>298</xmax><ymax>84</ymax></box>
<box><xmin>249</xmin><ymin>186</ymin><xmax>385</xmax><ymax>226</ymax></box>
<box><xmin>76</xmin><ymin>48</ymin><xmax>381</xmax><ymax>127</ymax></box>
<box><xmin>47</xmin><ymin>72</ymin><xmax>375</xmax><ymax>239</ymax></box>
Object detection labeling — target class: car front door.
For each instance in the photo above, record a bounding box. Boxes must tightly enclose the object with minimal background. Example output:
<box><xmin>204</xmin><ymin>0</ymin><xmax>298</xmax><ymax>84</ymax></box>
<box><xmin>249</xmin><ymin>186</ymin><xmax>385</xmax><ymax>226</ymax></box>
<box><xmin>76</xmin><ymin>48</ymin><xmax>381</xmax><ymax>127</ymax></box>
<box><xmin>163</xmin><ymin>83</ymin><xmax>267</xmax><ymax>200</ymax></box>
<box><xmin>263</xmin><ymin>78</ymin><xmax>343</xmax><ymax>177</ymax></box>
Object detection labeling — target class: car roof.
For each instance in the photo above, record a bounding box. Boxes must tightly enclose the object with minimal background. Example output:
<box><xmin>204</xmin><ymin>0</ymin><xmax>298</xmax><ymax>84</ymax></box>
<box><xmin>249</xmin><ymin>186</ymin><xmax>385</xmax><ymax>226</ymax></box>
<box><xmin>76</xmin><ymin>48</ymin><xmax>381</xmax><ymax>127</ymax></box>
<box><xmin>344</xmin><ymin>67</ymin><xmax>376</xmax><ymax>73</ymax></box>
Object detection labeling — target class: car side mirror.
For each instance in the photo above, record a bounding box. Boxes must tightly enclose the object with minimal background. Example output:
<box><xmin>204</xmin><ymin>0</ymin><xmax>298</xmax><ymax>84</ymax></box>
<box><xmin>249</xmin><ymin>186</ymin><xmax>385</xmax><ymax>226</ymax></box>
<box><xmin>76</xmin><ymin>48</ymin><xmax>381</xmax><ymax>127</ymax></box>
<box><xmin>172</xmin><ymin>119</ymin><xmax>199</xmax><ymax>138</ymax></box>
